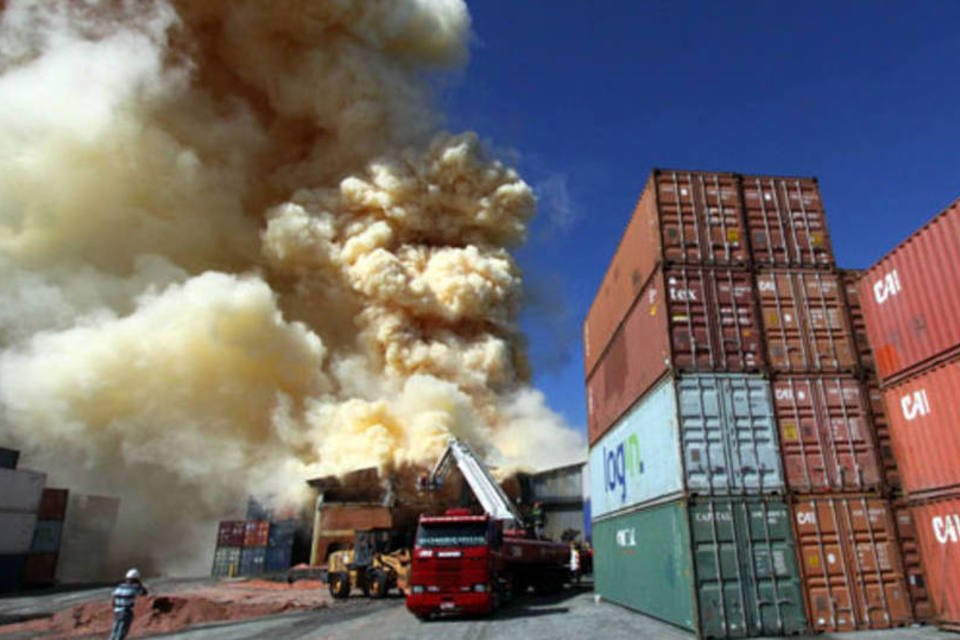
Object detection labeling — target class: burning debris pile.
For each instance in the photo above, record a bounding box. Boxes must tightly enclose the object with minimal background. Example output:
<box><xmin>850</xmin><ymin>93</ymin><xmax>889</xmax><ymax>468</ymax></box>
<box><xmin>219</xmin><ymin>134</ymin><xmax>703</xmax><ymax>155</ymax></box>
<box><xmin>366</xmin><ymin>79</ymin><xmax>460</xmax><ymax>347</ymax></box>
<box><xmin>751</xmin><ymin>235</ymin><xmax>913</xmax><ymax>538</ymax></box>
<box><xmin>0</xmin><ymin>0</ymin><xmax>583</xmax><ymax>573</ymax></box>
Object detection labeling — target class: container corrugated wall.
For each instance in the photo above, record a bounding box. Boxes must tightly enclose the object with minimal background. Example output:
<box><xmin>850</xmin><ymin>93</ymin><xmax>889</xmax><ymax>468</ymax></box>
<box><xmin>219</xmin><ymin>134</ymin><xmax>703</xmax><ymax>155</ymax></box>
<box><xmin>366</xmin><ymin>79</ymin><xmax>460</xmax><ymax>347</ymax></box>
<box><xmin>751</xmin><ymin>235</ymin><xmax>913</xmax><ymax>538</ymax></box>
<box><xmin>583</xmin><ymin>170</ymin><xmax>747</xmax><ymax>377</ymax></box>
<box><xmin>907</xmin><ymin>493</ymin><xmax>960</xmax><ymax>630</ymax></box>
<box><xmin>882</xmin><ymin>354</ymin><xmax>960</xmax><ymax>497</ymax></box>
<box><xmin>587</xmin><ymin>265</ymin><xmax>763</xmax><ymax>445</ymax></box>
<box><xmin>772</xmin><ymin>376</ymin><xmax>882</xmax><ymax>493</ymax></box>
<box><xmin>792</xmin><ymin>495</ymin><xmax>912</xmax><ymax>631</ymax></box>
<box><xmin>594</xmin><ymin>497</ymin><xmax>806</xmax><ymax>639</ymax></box>
<box><xmin>741</xmin><ymin>176</ymin><xmax>834</xmax><ymax>268</ymax></box>
<box><xmin>756</xmin><ymin>271</ymin><xmax>856</xmax><ymax>374</ymax></box>
<box><xmin>891</xmin><ymin>499</ymin><xmax>934</xmax><ymax>621</ymax></box>
<box><xmin>589</xmin><ymin>374</ymin><xmax>783</xmax><ymax>519</ymax></box>
<box><xmin>858</xmin><ymin>198</ymin><xmax>960</xmax><ymax>383</ymax></box>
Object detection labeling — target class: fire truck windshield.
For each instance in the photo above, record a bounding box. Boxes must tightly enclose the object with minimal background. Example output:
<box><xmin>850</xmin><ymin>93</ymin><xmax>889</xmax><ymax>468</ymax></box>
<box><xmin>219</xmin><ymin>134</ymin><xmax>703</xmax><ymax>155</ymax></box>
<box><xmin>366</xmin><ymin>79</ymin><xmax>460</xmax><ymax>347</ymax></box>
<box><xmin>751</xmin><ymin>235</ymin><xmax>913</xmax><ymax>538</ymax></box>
<box><xmin>415</xmin><ymin>522</ymin><xmax>488</xmax><ymax>548</ymax></box>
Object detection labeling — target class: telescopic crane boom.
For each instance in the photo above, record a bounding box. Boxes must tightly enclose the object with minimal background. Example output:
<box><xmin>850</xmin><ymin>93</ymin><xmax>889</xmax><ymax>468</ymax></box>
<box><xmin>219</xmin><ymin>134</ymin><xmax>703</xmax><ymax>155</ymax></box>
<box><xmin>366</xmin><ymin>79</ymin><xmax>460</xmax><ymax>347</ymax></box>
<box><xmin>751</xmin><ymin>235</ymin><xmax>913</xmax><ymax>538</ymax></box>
<box><xmin>426</xmin><ymin>438</ymin><xmax>525</xmax><ymax>529</ymax></box>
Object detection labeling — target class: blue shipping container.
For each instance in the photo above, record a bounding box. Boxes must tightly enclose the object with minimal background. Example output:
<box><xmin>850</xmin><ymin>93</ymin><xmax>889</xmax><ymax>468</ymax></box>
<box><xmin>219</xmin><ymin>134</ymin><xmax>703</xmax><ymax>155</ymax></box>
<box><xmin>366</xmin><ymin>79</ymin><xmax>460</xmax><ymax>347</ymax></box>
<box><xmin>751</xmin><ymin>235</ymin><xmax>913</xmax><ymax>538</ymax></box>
<box><xmin>589</xmin><ymin>374</ymin><xmax>783</xmax><ymax>519</ymax></box>
<box><xmin>268</xmin><ymin>519</ymin><xmax>296</xmax><ymax>548</ymax></box>
<box><xmin>239</xmin><ymin>547</ymin><xmax>266</xmax><ymax>576</ymax></box>
<box><xmin>265</xmin><ymin>546</ymin><xmax>292</xmax><ymax>573</ymax></box>
<box><xmin>30</xmin><ymin>520</ymin><xmax>63</xmax><ymax>554</ymax></box>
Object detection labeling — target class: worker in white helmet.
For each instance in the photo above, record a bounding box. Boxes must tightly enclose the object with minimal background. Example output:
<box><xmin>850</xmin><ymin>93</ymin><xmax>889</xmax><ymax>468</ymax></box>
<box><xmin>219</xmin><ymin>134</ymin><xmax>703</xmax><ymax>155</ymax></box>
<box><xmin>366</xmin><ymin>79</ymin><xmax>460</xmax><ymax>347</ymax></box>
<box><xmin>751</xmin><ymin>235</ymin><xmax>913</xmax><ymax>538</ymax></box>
<box><xmin>109</xmin><ymin>568</ymin><xmax>149</xmax><ymax>640</ymax></box>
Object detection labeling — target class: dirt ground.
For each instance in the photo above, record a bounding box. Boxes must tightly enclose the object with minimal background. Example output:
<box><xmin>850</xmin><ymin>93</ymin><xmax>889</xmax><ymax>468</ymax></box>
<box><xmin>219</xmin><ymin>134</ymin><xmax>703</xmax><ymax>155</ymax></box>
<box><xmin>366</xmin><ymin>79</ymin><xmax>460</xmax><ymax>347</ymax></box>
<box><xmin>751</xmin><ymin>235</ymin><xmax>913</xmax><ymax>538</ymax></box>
<box><xmin>0</xmin><ymin>579</ymin><xmax>330</xmax><ymax>638</ymax></box>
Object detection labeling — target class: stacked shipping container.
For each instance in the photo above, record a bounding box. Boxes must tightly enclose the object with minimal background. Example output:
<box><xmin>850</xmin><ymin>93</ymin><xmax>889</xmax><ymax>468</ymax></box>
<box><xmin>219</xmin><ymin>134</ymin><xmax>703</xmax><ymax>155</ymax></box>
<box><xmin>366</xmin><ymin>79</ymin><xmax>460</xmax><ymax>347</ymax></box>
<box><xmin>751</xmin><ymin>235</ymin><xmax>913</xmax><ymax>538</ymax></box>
<box><xmin>587</xmin><ymin>169</ymin><xmax>926</xmax><ymax>637</ymax></box>
<box><xmin>0</xmin><ymin>453</ymin><xmax>45</xmax><ymax>593</ymax></box>
<box><xmin>586</xmin><ymin>170</ymin><xmax>807</xmax><ymax>638</ymax></box>
<box><xmin>23</xmin><ymin>488</ymin><xmax>69</xmax><ymax>586</ymax></box>
<box><xmin>858</xmin><ymin>198</ymin><xmax>960</xmax><ymax>630</ymax></box>
<box><xmin>212</xmin><ymin>499</ymin><xmax>299</xmax><ymax>578</ymax></box>
<box><xmin>744</xmin><ymin>175</ymin><xmax>915</xmax><ymax>633</ymax></box>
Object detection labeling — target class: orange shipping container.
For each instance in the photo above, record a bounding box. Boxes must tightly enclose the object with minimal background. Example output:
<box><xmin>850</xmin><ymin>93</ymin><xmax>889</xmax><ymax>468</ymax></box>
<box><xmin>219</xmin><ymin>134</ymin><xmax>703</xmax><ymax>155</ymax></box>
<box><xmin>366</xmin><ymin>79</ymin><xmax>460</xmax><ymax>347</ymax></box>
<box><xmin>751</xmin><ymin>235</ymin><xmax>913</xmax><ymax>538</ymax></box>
<box><xmin>883</xmin><ymin>354</ymin><xmax>960</xmax><ymax>497</ymax></box>
<box><xmin>792</xmin><ymin>494</ymin><xmax>912</xmax><ymax>632</ymax></box>
<box><xmin>757</xmin><ymin>270</ymin><xmax>857</xmax><ymax>373</ymax></box>
<box><xmin>741</xmin><ymin>175</ymin><xmax>834</xmax><ymax>268</ymax></box>
<box><xmin>583</xmin><ymin>170</ymin><xmax>747</xmax><ymax>378</ymax></box>
<box><xmin>908</xmin><ymin>493</ymin><xmax>960</xmax><ymax>630</ymax></box>
<box><xmin>858</xmin><ymin>197</ymin><xmax>960</xmax><ymax>383</ymax></box>
<box><xmin>586</xmin><ymin>264</ymin><xmax>762</xmax><ymax>445</ymax></box>
<box><xmin>773</xmin><ymin>376</ymin><xmax>882</xmax><ymax>493</ymax></box>
<box><xmin>864</xmin><ymin>375</ymin><xmax>901</xmax><ymax>492</ymax></box>
<box><xmin>891</xmin><ymin>498</ymin><xmax>934</xmax><ymax>621</ymax></box>
<box><xmin>840</xmin><ymin>269</ymin><xmax>875</xmax><ymax>372</ymax></box>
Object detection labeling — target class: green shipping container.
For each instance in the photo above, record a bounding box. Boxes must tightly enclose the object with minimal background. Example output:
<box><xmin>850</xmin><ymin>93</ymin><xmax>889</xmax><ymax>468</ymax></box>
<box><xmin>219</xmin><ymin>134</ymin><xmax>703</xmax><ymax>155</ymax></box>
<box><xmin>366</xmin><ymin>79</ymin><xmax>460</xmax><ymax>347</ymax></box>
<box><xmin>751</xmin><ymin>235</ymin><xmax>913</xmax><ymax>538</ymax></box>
<box><xmin>594</xmin><ymin>497</ymin><xmax>808</xmax><ymax>638</ymax></box>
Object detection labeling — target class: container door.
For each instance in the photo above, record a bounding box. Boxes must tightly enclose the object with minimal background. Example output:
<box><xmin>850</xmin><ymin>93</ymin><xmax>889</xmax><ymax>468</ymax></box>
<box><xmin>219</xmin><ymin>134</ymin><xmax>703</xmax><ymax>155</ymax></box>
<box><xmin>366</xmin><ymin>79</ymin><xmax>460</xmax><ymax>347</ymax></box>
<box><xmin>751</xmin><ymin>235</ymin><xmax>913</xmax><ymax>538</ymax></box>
<box><xmin>692</xmin><ymin>499</ymin><xmax>808</xmax><ymax>639</ymax></box>
<box><xmin>721</xmin><ymin>376</ymin><xmax>783</xmax><ymax>494</ymax></box>
<box><xmin>837</xmin><ymin>497</ymin><xmax>911</xmax><ymax>629</ymax></box>
<box><xmin>690</xmin><ymin>499</ymin><xmax>751</xmax><ymax>638</ymax></box>
<box><xmin>739</xmin><ymin>499</ymin><xmax>808</xmax><ymax>636</ymax></box>
<box><xmin>793</xmin><ymin>498</ymin><xmax>859</xmax><ymax>631</ymax></box>
<box><xmin>680</xmin><ymin>375</ymin><xmax>783</xmax><ymax>496</ymax></box>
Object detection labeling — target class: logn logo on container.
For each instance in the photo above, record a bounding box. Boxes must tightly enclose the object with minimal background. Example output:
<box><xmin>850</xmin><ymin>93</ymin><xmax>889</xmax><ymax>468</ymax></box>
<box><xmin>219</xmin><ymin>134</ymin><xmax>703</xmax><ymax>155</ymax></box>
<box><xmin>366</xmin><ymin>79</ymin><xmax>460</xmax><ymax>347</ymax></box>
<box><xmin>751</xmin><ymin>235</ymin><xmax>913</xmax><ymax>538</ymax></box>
<box><xmin>901</xmin><ymin>389</ymin><xmax>930</xmax><ymax>421</ymax></box>
<box><xmin>603</xmin><ymin>433</ymin><xmax>644</xmax><ymax>503</ymax></box>
<box><xmin>873</xmin><ymin>270</ymin><xmax>901</xmax><ymax>304</ymax></box>
<box><xmin>932</xmin><ymin>514</ymin><xmax>960</xmax><ymax>544</ymax></box>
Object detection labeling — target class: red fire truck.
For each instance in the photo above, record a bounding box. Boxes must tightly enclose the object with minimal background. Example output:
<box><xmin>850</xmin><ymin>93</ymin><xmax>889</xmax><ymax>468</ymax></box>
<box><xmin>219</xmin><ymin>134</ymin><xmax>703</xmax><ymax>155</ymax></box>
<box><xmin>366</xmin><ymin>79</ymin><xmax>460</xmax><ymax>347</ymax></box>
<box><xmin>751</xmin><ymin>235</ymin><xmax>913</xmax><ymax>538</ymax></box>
<box><xmin>405</xmin><ymin>440</ymin><xmax>572</xmax><ymax>619</ymax></box>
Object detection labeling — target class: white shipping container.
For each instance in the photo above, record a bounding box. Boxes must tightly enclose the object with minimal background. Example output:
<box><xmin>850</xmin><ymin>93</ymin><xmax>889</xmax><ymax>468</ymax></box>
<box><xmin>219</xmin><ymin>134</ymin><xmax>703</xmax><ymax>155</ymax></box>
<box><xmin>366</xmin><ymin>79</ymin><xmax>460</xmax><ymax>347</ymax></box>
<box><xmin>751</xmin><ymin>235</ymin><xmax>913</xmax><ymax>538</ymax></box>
<box><xmin>0</xmin><ymin>511</ymin><xmax>38</xmax><ymax>554</ymax></box>
<box><xmin>0</xmin><ymin>467</ymin><xmax>46</xmax><ymax>513</ymax></box>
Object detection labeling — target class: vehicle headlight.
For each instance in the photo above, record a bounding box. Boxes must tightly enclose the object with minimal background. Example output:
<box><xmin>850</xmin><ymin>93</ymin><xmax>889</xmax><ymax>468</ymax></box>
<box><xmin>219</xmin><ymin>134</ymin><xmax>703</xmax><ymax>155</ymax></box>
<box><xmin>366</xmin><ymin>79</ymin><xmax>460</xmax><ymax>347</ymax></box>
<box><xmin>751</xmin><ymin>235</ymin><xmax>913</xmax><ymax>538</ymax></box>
<box><xmin>427</xmin><ymin>586</ymin><xmax>440</xmax><ymax>593</ymax></box>
<box><xmin>473</xmin><ymin>584</ymin><xmax>486</xmax><ymax>593</ymax></box>
<box><xmin>412</xmin><ymin>585</ymin><xmax>424</xmax><ymax>594</ymax></box>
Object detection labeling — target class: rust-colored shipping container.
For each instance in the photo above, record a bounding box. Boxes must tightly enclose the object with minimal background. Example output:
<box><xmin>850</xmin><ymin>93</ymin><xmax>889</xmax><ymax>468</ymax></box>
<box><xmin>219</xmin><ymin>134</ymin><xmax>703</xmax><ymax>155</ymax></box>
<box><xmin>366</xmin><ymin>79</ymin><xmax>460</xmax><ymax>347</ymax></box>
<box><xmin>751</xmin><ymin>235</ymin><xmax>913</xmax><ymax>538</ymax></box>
<box><xmin>216</xmin><ymin>521</ymin><xmax>245</xmax><ymax>548</ymax></box>
<box><xmin>892</xmin><ymin>498</ymin><xmax>934</xmax><ymax>621</ymax></box>
<box><xmin>773</xmin><ymin>376</ymin><xmax>882</xmax><ymax>493</ymax></box>
<box><xmin>757</xmin><ymin>270</ymin><xmax>857</xmax><ymax>373</ymax></box>
<box><xmin>36</xmin><ymin>489</ymin><xmax>68</xmax><ymax>522</ymax></box>
<box><xmin>908</xmin><ymin>492</ymin><xmax>960</xmax><ymax>630</ymax></box>
<box><xmin>741</xmin><ymin>175</ymin><xmax>834</xmax><ymax>267</ymax></box>
<box><xmin>792</xmin><ymin>494</ymin><xmax>912</xmax><ymax>632</ymax></box>
<box><xmin>583</xmin><ymin>170</ymin><xmax>747</xmax><ymax>378</ymax></box>
<box><xmin>840</xmin><ymin>269</ymin><xmax>875</xmax><ymax>371</ymax></box>
<box><xmin>864</xmin><ymin>375</ymin><xmax>901</xmax><ymax>492</ymax></box>
<box><xmin>586</xmin><ymin>264</ymin><xmax>763</xmax><ymax>445</ymax></box>
<box><xmin>859</xmin><ymin>198</ymin><xmax>960</xmax><ymax>383</ymax></box>
<box><xmin>243</xmin><ymin>520</ymin><xmax>270</xmax><ymax>548</ymax></box>
<box><xmin>883</xmin><ymin>355</ymin><xmax>960</xmax><ymax>497</ymax></box>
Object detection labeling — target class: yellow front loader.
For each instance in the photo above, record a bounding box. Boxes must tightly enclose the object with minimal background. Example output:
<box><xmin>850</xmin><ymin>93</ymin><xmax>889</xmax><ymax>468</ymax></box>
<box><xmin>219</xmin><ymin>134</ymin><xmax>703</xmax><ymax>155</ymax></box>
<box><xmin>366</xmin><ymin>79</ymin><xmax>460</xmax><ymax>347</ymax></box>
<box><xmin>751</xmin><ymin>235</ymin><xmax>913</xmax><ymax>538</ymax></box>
<box><xmin>325</xmin><ymin>528</ymin><xmax>411</xmax><ymax>599</ymax></box>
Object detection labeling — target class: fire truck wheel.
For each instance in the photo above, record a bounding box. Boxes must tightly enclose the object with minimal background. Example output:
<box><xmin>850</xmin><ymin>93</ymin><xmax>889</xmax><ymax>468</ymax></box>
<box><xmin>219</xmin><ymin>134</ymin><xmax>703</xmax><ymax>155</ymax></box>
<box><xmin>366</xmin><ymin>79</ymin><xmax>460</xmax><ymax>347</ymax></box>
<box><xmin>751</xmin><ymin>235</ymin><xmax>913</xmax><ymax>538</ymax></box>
<box><xmin>368</xmin><ymin>570</ymin><xmax>389</xmax><ymax>599</ymax></box>
<box><xmin>329</xmin><ymin>572</ymin><xmax>351</xmax><ymax>599</ymax></box>
<box><xmin>414</xmin><ymin>612</ymin><xmax>432</xmax><ymax>622</ymax></box>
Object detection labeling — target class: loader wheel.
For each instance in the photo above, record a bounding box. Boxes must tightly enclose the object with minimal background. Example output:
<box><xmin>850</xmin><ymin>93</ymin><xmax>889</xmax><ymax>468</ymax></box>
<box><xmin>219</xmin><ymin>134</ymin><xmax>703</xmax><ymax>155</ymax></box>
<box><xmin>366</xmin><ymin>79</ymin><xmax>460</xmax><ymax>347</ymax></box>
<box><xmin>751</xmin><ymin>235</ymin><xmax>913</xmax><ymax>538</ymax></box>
<box><xmin>329</xmin><ymin>572</ymin><xmax>351</xmax><ymax>599</ymax></box>
<box><xmin>368</xmin><ymin>570</ymin><xmax>389</xmax><ymax>599</ymax></box>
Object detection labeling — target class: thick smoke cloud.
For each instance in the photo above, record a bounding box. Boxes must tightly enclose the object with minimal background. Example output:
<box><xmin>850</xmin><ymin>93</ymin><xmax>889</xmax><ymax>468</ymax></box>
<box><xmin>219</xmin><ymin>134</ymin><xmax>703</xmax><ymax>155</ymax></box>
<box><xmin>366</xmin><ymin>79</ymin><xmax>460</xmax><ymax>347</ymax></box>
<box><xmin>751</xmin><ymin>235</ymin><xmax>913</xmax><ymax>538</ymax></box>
<box><xmin>0</xmin><ymin>0</ymin><xmax>584</xmax><ymax>574</ymax></box>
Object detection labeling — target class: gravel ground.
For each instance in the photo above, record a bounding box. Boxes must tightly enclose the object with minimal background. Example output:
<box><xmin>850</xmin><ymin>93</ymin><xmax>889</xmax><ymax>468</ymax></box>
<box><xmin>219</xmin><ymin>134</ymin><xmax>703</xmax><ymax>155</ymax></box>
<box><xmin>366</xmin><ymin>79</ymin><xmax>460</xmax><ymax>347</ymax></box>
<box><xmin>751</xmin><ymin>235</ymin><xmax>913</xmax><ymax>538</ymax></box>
<box><xmin>1</xmin><ymin>579</ymin><xmax>955</xmax><ymax>640</ymax></box>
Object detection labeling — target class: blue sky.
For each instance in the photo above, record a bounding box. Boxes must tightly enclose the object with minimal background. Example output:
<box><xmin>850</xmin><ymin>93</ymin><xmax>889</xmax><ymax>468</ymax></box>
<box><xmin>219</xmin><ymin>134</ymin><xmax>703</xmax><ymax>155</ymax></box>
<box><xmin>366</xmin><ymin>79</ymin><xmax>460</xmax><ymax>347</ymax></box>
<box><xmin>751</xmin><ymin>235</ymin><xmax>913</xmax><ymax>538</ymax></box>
<box><xmin>443</xmin><ymin>1</ymin><xmax>960</xmax><ymax>435</ymax></box>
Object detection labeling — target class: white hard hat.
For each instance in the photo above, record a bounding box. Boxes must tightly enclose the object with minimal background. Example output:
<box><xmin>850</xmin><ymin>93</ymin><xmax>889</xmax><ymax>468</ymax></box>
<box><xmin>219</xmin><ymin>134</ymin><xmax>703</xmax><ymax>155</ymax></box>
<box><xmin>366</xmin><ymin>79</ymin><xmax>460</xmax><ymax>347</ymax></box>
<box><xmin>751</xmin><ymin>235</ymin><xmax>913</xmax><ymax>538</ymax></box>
<box><xmin>125</xmin><ymin>568</ymin><xmax>141</xmax><ymax>580</ymax></box>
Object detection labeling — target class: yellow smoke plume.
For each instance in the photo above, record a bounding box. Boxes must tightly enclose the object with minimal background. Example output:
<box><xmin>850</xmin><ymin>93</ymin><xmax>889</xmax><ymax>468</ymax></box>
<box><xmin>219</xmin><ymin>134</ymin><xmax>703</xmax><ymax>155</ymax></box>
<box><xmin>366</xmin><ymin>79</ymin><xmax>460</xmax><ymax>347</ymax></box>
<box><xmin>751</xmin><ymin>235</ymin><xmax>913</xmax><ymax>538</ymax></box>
<box><xmin>0</xmin><ymin>0</ymin><xmax>584</xmax><ymax>573</ymax></box>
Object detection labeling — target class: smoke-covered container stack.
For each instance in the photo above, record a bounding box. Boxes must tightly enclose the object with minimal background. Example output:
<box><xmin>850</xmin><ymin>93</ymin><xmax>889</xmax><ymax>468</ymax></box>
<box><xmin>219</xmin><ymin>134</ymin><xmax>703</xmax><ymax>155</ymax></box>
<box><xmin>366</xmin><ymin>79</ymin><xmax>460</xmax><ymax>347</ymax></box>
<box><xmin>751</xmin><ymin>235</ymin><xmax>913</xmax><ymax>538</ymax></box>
<box><xmin>212</xmin><ymin>498</ymin><xmax>300</xmax><ymax>578</ymax></box>
<box><xmin>742</xmin><ymin>175</ymin><xmax>914</xmax><ymax>632</ymax></box>
<box><xmin>23</xmin><ymin>488</ymin><xmax>69</xmax><ymax>586</ymax></box>
<box><xmin>858</xmin><ymin>197</ymin><xmax>960</xmax><ymax>631</ymax></box>
<box><xmin>211</xmin><ymin>521</ymin><xmax>245</xmax><ymax>578</ymax></box>
<box><xmin>585</xmin><ymin>170</ymin><xmax>807</xmax><ymax>638</ymax></box>
<box><xmin>0</xmin><ymin>450</ymin><xmax>45</xmax><ymax>593</ymax></box>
